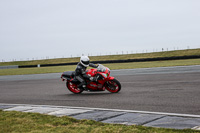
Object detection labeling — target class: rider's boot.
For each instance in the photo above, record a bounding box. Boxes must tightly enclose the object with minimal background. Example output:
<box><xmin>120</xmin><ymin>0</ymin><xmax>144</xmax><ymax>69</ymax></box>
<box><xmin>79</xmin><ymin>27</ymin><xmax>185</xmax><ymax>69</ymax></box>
<box><xmin>82</xmin><ymin>85</ymin><xmax>88</xmax><ymax>91</ymax></box>
<box><xmin>78</xmin><ymin>83</ymin><xmax>88</xmax><ymax>91</ymax></box>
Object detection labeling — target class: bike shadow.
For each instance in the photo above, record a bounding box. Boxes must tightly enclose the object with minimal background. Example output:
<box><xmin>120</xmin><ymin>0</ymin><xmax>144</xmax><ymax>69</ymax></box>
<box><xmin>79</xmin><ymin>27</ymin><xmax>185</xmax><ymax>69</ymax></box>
<box><xmin>60</xmin><ymin>91</ymin><xmax>121</xmax><ymax>97</ymax></box>
<box><xmin>69</xmin><ymin>92</ymin><xmax>112</xmax><ymax>96</ymax></box>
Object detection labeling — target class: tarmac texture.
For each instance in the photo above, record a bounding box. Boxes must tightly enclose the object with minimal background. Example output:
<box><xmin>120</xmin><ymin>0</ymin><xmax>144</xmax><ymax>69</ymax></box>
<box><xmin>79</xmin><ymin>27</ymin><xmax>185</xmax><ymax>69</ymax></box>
<box><xmin>1</xmin><ymin>65</ymin><xmax>200</xmax><ymax>130</ymax></box>
<box><xmin>0</xmin><ymin>66</ymin><xmax>200</xmax><ymax>115</ymax></box>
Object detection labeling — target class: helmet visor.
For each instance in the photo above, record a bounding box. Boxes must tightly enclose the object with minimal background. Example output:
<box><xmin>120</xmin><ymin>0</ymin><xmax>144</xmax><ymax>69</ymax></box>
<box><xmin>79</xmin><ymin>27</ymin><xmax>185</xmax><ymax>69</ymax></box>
<box><xmin>82</xmin><ymin>60</ymin><xmax>89</xmax><ymax>65</ymax></box>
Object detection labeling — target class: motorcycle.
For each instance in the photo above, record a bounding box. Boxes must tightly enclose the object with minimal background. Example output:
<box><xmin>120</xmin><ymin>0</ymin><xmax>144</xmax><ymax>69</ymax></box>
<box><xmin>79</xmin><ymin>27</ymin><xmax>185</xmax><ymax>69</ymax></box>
<box><xmin>61</xmin><ymin>64</ymin><xmax>121</xmax><ymax>94</ymax></box>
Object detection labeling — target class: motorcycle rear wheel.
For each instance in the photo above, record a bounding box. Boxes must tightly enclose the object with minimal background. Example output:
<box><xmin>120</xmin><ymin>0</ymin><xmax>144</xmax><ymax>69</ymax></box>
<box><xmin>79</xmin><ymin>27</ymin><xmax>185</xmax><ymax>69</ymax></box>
<box><xmin>66</xmin><ymin>81</ymin><xmax>83</xmax><ymax>94</ymax></box>
<box><xmin>105</xmin><ymin>79</ymin><xmax>121</xmax><ymax>93</ymax></box>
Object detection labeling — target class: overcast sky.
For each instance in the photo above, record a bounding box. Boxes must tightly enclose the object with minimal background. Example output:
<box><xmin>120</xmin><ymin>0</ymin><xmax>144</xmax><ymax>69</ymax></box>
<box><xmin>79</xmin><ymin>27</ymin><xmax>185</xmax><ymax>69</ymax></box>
<box><xmin>0</xmin><ymin>0</ymin><xmax>200</xmax><ymax>61</ymax></box>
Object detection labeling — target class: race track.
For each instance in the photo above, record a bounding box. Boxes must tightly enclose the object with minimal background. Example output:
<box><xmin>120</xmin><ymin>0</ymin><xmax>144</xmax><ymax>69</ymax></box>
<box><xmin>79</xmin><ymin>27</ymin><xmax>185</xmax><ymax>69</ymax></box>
<box><xmin>0</xmin><ymin>65</ymin><xmax>200</xmax><ymax>115</ymax></box>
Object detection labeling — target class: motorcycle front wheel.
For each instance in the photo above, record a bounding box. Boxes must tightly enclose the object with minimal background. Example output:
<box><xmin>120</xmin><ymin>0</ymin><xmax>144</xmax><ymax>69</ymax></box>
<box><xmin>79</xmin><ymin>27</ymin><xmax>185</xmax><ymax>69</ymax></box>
<box><xmin>66</xmin><ymin>81</ymin><xmax>83</xmax><ymax>94</ymax></box>
<box><xmin>105</xmin><ymin>79</ymin><xmax>121</xmax><ymax>93</ymax></box>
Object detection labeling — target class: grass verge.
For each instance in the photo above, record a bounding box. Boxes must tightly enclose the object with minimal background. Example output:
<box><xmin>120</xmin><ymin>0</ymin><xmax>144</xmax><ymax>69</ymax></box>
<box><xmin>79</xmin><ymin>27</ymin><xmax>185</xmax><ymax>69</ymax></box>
<box><xmin>0</xmin><ymin>110</ymin><xmax>199</xmax><ymax>133</ymax></box>
<box><xmin>0</xmin><ymin>49</ymin><xmax>200</xmax><ymax>66</ymax></box>
<box><xmin>0</xmin><ymin>58</ymin><xmax>200</xmax><ymax>76</ymax></box>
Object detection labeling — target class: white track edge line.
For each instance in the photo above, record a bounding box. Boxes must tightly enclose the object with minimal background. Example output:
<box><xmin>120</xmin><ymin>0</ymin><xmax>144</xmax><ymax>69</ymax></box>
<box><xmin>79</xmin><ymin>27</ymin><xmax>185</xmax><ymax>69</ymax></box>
<box><xmin>1</xmin><ymin>103</ymin><xmax>200</xmax><ymax>118</ymax></box>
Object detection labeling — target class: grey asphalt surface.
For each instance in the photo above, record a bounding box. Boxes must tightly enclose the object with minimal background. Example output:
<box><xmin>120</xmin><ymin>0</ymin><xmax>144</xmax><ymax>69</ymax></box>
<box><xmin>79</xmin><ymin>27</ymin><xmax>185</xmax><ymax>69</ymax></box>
<box><xmin>0</xmin><ymin>65</ymin><xmax>200</xmax><ymax>115</ymax></box>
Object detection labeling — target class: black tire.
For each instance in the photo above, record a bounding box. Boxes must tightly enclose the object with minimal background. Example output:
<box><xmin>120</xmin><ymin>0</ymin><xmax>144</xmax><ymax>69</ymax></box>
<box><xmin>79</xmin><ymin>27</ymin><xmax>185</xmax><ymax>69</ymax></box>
<box><xmin>105</xmin><ymin>79</ymin><xmax>121</xmax><ymax>93</ymax></box>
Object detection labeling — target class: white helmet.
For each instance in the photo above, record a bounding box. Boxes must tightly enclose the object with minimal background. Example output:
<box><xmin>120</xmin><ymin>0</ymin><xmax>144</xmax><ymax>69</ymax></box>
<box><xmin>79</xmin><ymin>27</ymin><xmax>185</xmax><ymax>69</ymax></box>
<box><xmin>80</xmin><ymin>56</ymin><xmax>90</xmax><ymax>67</ymax></box>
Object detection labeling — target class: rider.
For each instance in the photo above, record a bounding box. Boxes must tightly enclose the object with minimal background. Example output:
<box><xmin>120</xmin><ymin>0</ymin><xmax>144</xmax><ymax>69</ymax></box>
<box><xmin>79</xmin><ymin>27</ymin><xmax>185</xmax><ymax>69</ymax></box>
<box><xmin>75</xmin><ymin>56</ymin><xmax>98</xmax><ymax>90</ymax></box>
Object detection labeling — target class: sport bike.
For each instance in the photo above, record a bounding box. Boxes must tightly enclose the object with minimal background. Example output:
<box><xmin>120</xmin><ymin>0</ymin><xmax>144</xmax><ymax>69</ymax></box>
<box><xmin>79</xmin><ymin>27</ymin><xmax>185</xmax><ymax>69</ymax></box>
<box><xmin>61</xmin><ymin>64</ymin><xmax>121</xmax><ymax>94</ymax></box>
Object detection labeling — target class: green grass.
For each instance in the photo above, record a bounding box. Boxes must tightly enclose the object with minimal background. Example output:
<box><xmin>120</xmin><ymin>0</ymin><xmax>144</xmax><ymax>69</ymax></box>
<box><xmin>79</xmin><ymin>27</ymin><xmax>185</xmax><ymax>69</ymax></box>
<box><xmin>0</xmin><ymin>49</ymin><xmax>200</xmax><ymax>66</ymax></box>
<box><xmin>0</xmin><ymin>110</ymin><xmax>199</xmax><ymax>133</ymax></box>
<box><xmin>0</xmin><ymin>48</ymin><xmax>200</xmax><ymax>76</ymax></box>
<box><xmin>0</xmin><ymin>58</ymin><xmax>200</xmax><ymax>76</ymax></box>
<box><xmin>0</xmin><ymin>65</ymin><xmax>76</xmax><ymax>76</ymax></box>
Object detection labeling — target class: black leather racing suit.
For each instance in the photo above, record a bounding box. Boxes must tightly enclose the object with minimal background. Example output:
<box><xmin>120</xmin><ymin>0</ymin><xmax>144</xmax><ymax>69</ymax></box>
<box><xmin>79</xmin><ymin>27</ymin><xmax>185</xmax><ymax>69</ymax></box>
<box><xmin>75</xmin><ymin>62</ymin><xmax>98</xmax><ymax>89</ymax></box>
